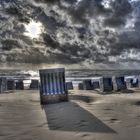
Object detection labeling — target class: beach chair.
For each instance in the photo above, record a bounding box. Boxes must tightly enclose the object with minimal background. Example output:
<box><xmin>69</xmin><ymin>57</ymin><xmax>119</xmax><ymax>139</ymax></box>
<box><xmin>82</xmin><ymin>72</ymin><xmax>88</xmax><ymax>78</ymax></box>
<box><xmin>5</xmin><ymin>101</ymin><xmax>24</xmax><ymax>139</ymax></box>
<box><xmin>0</xmin><ymin>77</ymin><xmax>7</xmax><ymax>93</ymax></box>
<box><xmin>138</xmin><ymin>76</ymin><xmax>140</xmax><ymax>88</ymax></box>
<box><xmin>7</xmin><ymin>80</ymin><xmax>15</xmax><ymax>90</ymax></box>
<box><xmin>130</xmin><ymin>78</ymin><xmax>139</xmax><ymax>88</ymax></box>
<box><xmin>100</xmin><ymin>77</ymin><xmax>113</xmax><ymax>92</ymax></box>
<box><xmin>125</xmin><ymin>78</ymin><xmax>132</xmax><ymax>89</ymax></box>
<box><xmin>92</xmin><ymin>81</ymin><xmax>100</xmax><ymax>89</ymax></box>
<box><xmin>16</xmin><ymin>80</ymin><xmax>24</xmax><ymax>90</ymax></box>
<box><xmin>66</xmin><ymin>82</ymin><xmax>73</xmax><ymax>90</ymax></box>
<box><xmin>112</xmin><ymin>76</ymin><xmax>127</xmax><ymax>91</ymax></box>
<box><xmin>83</xmin><ymin>80</ymin><xmax>93</xmax><ymax>90</ymax></box>
<box><xmin>30</xmin><ymin>80</ymin><xmax>39</xmax><ymax>89</ymax></box>
<box><xmin>78</xmin><ymin>83</ymin><xmax>84</xmax><ymax>90</ymax></box>
<box><xmin>39</xmin><ymin>68</ymin><xmax>68</xmax><ymax>104</ymax></box>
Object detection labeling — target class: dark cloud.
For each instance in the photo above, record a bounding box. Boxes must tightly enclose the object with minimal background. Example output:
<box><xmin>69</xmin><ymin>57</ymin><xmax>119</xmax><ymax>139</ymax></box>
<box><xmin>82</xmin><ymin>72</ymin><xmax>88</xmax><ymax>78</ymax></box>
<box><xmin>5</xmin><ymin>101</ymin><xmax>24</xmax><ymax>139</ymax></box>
<box><xmin>109</xmin><ymin>31</ymin><xmax>140</xmax><ymax>56</ymax></box>
<box><xmin>104</xmin><ymin>0</ymin><xmax>132</xmax><ymax>27</ymax></box>
<box><xmin>1</xmin><ymin>39</ymin><xmax>22</xmax><ymax>50</ymax></box>
<box><xmin>34</xmin><ymin>0</ymin><xmax>60</xmax><ymax>4</ymax></box>
<box><xmin>61</xmin><ymin>0</ymin><xmax>111</xmax><ymax>25</ymax></box>
<box><xmin>104</xmin><ymin>17</ymin><xmax>125</xmax><ymax>27</ymax></box>
<box><xmin>0</xmin><ymin>0</ymin><xmax>140</xmax><ymax>67</ymax></box>
<box><xmin>42</xmin><ymin>33</ymin><xmax>59</xmax><ymax>49</ymax></box>
<box><xmin>112</xmin><ymin>0</ymin><xmax>132</xmax><ymax>16</ymax></box>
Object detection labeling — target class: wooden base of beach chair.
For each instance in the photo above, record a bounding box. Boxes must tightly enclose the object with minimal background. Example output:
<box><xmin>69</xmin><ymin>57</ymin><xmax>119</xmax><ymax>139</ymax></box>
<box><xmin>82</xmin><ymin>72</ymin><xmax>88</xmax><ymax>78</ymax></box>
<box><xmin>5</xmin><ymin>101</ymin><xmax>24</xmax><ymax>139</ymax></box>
<box><xmin>40</xmin><ymin>94</ymin><xmax>68</xmax><ymax>104</ymax></box>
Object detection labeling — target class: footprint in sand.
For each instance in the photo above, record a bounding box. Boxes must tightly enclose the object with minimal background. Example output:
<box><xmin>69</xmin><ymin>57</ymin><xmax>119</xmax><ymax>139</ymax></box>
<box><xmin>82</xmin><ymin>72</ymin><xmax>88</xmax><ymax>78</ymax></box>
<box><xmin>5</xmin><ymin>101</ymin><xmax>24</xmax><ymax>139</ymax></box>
<box><xmin>104</xmin><ymin>108</ymin><xmax>112</xmax><ymax>111</ymax></box>
<box><xmin>81</xmin><ymin>133</ymin><xmax>90</xmax><ymax>137</ymax></box>
<box><xmin>76</xmin><ymin>133</ymin><xmax>90</xmax><ymax>138</ymax></box>
<box><xmin>109</xmin><ymin>118</ymin><xmax>120</xmax><ymax>123</ymax></box>
<box><xmin>29</xmin><ymin>99</ymin><xmax>39</xmax><ymax>103</ymax></box>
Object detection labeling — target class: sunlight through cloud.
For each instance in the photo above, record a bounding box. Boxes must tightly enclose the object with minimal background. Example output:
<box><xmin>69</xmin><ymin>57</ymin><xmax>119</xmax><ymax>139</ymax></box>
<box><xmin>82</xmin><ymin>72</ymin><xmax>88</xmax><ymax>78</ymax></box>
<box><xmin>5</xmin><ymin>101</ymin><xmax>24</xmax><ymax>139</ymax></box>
<box><xmin>24</xmin><ymin>20</ymin><xmax>43</xmax><ymax>39</ymax></box>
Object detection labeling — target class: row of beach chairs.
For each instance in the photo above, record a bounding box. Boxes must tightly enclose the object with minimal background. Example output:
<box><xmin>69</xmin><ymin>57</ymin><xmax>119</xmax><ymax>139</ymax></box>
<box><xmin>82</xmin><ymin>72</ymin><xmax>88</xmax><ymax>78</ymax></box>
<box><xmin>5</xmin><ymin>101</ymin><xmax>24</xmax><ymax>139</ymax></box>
<box><xmin>0</xmin><ymin>68</ymin><xmax>139</xmax><ymax>104</ymax></box>
<box><xmin>66</xmin><ymin>77</ymin><xmax>140</xmax><ymax>92</ymax></box>
<box><xmin>0</xmin><ymin>78</ymin><xmax>39</xmax><ymax>93</ymax></box>
<box><xmin>71</xmin><ymin>77</ymin><xmax>127</xmax><ymax>92</ymax></box>
<box><xmin>39</xmin><ymin>68</ymin><xmax>140</xmax><ymax>104</ymax></box>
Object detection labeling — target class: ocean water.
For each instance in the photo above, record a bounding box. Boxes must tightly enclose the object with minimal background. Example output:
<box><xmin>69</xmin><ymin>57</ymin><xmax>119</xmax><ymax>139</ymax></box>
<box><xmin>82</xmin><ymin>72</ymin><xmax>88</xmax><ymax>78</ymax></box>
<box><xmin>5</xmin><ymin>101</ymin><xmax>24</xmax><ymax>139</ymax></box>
<box><xmin>65</xmin><ymin>69</ymin><xmax>140</xmax><ymax>78</ymax></box>
<box><xmin>0</xmin><ymin>69</ymin><xmax>140</xmax><ymax>77</ymax></box>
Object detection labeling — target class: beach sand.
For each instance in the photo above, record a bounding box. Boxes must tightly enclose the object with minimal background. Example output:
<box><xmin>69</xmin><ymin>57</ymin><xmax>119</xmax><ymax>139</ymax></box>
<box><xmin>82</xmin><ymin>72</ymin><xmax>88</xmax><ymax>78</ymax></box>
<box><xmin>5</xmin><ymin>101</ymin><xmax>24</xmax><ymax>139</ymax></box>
<box><xmin>0</xmin><ymin>90</ymin><xmax>140</xmax><ymax>140</ymax></box>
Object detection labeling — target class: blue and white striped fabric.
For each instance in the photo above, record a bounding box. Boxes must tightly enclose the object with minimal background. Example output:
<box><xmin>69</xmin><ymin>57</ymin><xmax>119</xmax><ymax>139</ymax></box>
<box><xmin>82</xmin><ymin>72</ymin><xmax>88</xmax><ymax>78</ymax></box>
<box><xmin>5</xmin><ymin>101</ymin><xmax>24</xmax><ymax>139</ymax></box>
<box><xmin>39</xmin><ymin>68</ymin><xmax>66</xmax><ymax>95</ymax></box>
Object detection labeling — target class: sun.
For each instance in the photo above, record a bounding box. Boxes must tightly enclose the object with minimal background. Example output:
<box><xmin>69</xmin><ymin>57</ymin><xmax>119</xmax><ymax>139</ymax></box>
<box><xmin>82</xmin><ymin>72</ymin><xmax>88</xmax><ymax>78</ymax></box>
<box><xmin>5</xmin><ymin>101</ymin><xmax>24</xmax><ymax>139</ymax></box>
<box><xmin>24</xmin><ymin>20</ymin><xmax>43</xmax><ymax>39</ymax></box>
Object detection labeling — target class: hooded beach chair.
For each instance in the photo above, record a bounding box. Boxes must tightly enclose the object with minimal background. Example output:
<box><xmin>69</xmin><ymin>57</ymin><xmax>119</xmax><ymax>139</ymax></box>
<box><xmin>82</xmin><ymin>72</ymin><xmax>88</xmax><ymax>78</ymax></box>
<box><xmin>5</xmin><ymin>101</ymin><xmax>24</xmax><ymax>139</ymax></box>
<box><xmin>39</xmin><ymin>68</ymin><xmax>68</xmax><ymax>104</ymax></box>
<box><xmin>83</xmin><ymin>79</ymin><xmax>93</xmax><ymax>90</ymax></box>
<box><xmin>30</xmin><ymin>79</ymin><xmax>39</xmax><ymax>89</ymax></box>
<box><xmin>66</xmin><ymin>82</ymin><xmax>73</xmax><ymax>90</ymax></box>
<box><xmin>7</xmin><ymin>80</ymin><xmax>15</xmax><ymax>90</ymax></box>
<box><xmin>92</xmin><ymin>81</ymin><xmax>100</xmax><ymax>89</ymax></box>
<box><xmin>78</xmin><ymin>83</ymin><xmax>84</xmax><ymax>90</ymax></box>
<box><xmin>0</xmin><ymin>77</ymin><xmax>7</xmax><ymax>93</ymax></box>
<box><xmin>112</xmin><ymin>76</ymin><xmax>127</xmax><ymax>91</ymax></box>
<box><xmin>100</xmin><ymin>77</ymin><xmax>113</xmax><ymax>92</ymax></box>
<box><xmin>16</xmin><ymin>80</ymin><xmax>24</xmax><ymax>90</ymax></box>
<box><xmin>130</xmin><ymin>78</ymin><xmax>139</xmax><ymax>88</ymax></box>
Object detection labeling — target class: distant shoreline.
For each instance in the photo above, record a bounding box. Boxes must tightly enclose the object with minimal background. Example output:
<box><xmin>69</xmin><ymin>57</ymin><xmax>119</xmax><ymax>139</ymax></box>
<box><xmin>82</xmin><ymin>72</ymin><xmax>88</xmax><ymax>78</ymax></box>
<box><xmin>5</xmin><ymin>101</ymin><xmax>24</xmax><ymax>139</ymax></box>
<box><xmin>0</xmin><ymin>69</ymin><xmax>139</xmax><ymax>79</ymax></box>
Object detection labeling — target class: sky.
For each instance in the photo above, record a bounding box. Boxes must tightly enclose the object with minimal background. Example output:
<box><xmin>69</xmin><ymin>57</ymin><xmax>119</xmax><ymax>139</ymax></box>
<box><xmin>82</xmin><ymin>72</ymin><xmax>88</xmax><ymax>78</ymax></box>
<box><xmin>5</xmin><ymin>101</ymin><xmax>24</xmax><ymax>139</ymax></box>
<box><xmin>0</xmin><ymin>0</ymin><xmax>140</xmax><ymax>69</ymax></box>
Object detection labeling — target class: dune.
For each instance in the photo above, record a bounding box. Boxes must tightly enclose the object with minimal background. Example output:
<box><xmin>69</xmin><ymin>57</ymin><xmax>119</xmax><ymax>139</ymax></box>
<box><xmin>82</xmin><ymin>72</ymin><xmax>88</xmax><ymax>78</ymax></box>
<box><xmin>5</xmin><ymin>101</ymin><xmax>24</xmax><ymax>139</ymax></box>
<box><xmin>0</xmin><ymin>90</ymin><xmax>140</xmax><ymax>140</ymax></box>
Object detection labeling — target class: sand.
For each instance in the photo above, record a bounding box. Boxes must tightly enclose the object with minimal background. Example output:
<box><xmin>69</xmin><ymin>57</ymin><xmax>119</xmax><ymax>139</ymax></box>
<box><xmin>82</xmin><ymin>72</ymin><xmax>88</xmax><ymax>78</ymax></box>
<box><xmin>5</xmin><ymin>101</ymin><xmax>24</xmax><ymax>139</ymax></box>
<box><xmin>0</xmin><ymin>90</ymin><xmax>140</xmax><ymax>140</ymax></box>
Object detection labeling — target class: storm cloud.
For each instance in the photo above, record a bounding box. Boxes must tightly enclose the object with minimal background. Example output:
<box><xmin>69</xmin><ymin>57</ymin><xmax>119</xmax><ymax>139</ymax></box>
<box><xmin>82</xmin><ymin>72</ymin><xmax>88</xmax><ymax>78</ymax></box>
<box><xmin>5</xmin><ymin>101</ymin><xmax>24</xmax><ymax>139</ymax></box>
<box><xmin>0</xmin><ymin>0</ymin><xmax>140</xmax><ymax>68</ymax></box>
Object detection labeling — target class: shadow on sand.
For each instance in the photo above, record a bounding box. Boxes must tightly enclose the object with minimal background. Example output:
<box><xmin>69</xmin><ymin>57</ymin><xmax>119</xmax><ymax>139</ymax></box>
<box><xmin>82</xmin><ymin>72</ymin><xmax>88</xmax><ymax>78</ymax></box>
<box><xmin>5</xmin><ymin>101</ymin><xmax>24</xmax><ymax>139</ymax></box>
<box><xmin>120</xmin><ymin>89</ymin><xmax>134</xmax><ymax>94</ymax></box>
<box><xmin>43</xmin><ymin>102</ymin><xmax>116</xmax><ymax>133</ymax></box>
